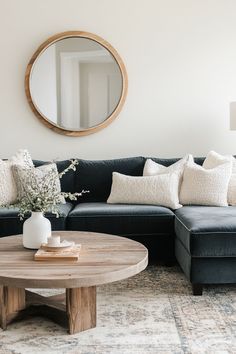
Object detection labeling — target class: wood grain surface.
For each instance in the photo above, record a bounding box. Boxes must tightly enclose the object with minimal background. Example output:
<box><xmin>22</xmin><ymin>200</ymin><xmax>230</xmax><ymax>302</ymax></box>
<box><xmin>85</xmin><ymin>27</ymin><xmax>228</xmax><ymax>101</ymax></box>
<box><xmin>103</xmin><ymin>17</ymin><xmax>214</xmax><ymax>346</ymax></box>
<box><xmin>0</xmin><ymin>231</ymin><xmax>148</xmax><ymax>288</ymax></box>
<box><xmin>66</xmin><ymin>287</ymin><xmax>96</xmax><ymax>334</ymax></box>
<box><xmin>0</xmin><ymin>286</ymin><xmax>25</xmax><ymax>329</ymax></box>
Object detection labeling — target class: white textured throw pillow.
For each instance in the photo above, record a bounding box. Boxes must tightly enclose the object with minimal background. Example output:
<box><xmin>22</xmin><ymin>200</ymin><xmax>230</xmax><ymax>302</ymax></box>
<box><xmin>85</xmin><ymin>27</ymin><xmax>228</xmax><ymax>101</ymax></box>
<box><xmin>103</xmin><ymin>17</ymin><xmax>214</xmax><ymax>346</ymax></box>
<box><xmin>143</xmin><ymin>154</ymin><xmax>191</xmax><ymax>176</ymax></box>
<box><xmin>107</xmin><ymin>172</ymin><xmax>182</xmax><ymax>209</ymax></box>
<box><xmin>0</xmin><ymin>150</ymin><xmax>33</xmax><ymax>206</ymax></box>
<box><xmin>203</xmin><ymin>150</ymin><xmax>235</xmax><ymax>170</ymax></box>
<box><xmin>203</xmin><ymin>150</ymin><xmax>236</xmax><ymax>205</ymax></box>
<box><xmin>13</xmin><ymin>163</ymin><xmax>65</xmax><ymax>204</ymax></box>
<box><xmin>180</xmin><ymin>159</ymin><xmax>232</xmax><ymax>206</ymax></box>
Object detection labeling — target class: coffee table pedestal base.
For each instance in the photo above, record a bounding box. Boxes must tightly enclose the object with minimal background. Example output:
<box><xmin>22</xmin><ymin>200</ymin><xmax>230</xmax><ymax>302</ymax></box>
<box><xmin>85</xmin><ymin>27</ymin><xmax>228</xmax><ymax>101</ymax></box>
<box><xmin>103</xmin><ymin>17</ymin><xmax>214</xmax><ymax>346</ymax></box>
<box><xmin>0</xmin><ymin>286</ymin><xmax>96</xmax><ymax>334</ymax></box>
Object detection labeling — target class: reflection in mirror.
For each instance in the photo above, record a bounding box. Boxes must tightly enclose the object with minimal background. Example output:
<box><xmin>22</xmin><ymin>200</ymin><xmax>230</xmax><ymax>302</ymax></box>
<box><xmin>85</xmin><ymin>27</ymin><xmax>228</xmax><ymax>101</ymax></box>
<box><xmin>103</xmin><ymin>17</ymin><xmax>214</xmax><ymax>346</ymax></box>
<box><xmin>30</xmin><ymin>38</ymin><xmax>122</xmax><ymax>131</ymax></box>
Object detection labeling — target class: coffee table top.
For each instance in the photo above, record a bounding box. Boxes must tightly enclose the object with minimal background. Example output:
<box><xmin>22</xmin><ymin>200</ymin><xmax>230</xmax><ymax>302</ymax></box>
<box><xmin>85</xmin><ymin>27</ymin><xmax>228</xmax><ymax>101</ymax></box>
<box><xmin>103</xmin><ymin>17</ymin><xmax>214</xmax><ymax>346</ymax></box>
<box><xmin>0</xmin><ymin>231</ymin><xmax>148</xmax><ymax>288</ymax></box>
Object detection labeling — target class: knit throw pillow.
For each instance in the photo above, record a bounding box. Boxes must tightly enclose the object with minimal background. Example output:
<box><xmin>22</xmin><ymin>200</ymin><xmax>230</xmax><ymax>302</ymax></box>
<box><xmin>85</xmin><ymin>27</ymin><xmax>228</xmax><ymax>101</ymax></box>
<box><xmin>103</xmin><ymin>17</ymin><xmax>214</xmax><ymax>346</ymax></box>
<box><xmin>0</xmin><ymin>150</ymin><xmax>33</xmax><ymax>206</ymax></box>
<box><xmin>107</xmin><ymin>172</ymin><xmax>182</xmax><ymax>210</ymax></box>
<box><xmin>143</xmin><ymin>154</ymin><xmax>191</xmax><ymax>176</ymax></box>
<box><xmin>180</xmin><ymin>159</ymin><xmax>232</xmax><ymax>206</ymax></box>
<box><xmin>203</xmin><ymin>150</ymin><xmax>236</xmax><ymax>205</ymax></box>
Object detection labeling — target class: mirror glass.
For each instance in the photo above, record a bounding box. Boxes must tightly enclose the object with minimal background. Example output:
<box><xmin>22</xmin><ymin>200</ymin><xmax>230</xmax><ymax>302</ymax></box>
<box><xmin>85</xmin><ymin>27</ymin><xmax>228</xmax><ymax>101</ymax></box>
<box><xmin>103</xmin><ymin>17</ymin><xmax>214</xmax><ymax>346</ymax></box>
<box><xmin>30</xmin><ymin>37</ymin><xmax>123</xmax><ymax>131</ymax></box>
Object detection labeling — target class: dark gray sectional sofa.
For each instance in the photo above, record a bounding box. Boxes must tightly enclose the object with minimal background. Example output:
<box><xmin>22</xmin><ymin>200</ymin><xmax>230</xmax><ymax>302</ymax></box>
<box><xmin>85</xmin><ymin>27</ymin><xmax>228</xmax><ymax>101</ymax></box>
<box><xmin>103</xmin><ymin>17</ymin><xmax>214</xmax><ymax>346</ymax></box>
<box><xmin>0</xmin><ymin>156</ymin><xmax>236</xmax><ymax>295</ymax></box>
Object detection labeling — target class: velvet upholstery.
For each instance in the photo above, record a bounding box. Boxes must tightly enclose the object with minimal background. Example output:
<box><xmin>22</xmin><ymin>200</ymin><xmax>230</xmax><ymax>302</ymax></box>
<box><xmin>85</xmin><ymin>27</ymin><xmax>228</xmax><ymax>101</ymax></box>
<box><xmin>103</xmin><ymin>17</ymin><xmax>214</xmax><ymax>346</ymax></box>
<box><xmin>175</xmin><ymin>206</ymin><xmax>236</xmax><ymax>257</ymax></box>
<box><xmin>175</xmin><ymin>205</ymin><xmax>236</xmax><ymax>287</ymax></box>
<box><xmin>175</xmin><ymin>238</ymin><xmax>236</xmax><ymax>284</ymax></box>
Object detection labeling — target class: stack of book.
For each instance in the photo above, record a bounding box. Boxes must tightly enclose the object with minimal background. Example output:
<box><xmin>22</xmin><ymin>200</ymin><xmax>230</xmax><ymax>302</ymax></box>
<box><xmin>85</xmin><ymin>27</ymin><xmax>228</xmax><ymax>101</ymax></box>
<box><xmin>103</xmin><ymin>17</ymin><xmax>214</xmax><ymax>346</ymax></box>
<box><xmin>34</xmin><ymin>244</ymin><xmax>81</xmax><ymax>262</ymax></box>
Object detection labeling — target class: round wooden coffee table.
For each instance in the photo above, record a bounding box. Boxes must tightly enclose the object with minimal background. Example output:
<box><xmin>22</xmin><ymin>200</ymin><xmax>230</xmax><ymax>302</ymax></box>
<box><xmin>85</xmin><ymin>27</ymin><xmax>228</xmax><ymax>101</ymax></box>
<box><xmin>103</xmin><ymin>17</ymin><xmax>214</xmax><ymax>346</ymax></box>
<box><xmin>0</xmin><ymin>231</ymin><xmax>148</xmax><ymax>334</ymax></box>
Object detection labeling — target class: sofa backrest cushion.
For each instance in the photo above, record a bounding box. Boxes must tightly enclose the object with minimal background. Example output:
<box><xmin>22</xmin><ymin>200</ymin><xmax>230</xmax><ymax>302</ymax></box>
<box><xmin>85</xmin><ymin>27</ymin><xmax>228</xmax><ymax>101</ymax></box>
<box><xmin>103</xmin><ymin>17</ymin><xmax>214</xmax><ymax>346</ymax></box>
<box><xmin>75</xmin><ymin>157</ymin><xmax>145</xmax><ymax>202</ymax></box>
<box><xmin>33</xmin><ymin>156</ymin><xmax>205</xmax><ymax>203</ymax></box>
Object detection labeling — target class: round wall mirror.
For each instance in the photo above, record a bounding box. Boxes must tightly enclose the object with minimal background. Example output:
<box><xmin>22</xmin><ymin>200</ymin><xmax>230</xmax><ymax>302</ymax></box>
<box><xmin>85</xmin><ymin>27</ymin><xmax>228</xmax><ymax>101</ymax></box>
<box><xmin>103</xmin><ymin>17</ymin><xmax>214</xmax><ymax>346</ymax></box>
<box><xmin>25</xmin><ymin>31</ymin><xmax>128</xmax><ymax>136</ymax></box>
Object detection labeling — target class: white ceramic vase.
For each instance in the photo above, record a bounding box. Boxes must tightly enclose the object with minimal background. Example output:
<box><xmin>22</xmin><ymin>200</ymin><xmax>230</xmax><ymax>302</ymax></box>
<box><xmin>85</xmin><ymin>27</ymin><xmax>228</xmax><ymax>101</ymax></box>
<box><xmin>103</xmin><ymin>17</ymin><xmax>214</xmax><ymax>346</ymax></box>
<box><xmin>23</xmin><ymin>212</ymin><xmax>51</xmax><ymax>249</ymax></box>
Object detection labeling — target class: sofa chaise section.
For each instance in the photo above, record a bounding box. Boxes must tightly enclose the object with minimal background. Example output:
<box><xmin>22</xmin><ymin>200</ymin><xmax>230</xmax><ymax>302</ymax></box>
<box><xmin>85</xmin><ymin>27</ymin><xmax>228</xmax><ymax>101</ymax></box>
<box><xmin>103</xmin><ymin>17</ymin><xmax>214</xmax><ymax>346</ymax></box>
<box><xmin>175</xmin><ymin>206</ymin><xmax>236</xmax><ymax>295</ymax></box>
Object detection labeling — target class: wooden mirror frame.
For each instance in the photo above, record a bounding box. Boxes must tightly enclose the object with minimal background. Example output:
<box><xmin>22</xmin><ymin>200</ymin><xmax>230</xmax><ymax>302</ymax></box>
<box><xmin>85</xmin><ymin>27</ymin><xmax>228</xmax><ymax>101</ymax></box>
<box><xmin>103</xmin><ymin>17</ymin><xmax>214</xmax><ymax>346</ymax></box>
<box><xmin>25</xmin><ymin>31</ymin><xmax>128</xmax><ymax>136</ymax></box>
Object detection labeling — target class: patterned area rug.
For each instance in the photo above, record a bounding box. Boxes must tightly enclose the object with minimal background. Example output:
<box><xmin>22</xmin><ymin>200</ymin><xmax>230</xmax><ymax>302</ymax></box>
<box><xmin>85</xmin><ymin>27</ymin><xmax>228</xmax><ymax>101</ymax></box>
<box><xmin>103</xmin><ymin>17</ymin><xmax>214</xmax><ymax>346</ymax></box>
<box><xmin>0</xmin><ymin>266</ymin><xmax>236</xmax><ymax>354</ymax></box>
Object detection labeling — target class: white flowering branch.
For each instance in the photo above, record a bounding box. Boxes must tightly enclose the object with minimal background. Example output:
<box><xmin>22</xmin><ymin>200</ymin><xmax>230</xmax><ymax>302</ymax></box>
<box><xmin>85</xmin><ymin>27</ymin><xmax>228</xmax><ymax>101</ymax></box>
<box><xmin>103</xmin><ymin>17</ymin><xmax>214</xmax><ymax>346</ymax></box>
<box><xmin>5</xmin><ymin>159</ymin><xmax>88</xmax><ymax>220</ymax></box>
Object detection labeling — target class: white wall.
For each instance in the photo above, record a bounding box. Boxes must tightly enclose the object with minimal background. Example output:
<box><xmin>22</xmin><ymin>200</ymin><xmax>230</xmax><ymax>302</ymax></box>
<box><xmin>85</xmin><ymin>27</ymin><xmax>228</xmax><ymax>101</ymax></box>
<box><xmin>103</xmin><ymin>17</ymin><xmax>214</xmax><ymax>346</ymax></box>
<box><xmin>1</xmin><ymin>0</ymin><xmax>236</xmax><ymax>160</ymax></box>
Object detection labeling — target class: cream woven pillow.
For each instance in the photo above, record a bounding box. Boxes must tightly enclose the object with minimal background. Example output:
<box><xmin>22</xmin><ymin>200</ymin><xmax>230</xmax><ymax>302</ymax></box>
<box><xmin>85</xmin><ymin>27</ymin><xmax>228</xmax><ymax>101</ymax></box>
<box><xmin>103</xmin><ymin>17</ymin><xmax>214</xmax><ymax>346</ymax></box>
<box><xmin>0</xmin><ymin>150</ymin><xmax>33</xmax><ymax>206</ymax></box>
<box><xmin>203</xmin><ymin>150</ymin><xmax>236</xmax><ymax>205</ymax></box>
<box><xmin>107</xmin><ymin>172</ymin><xmax>182</xmax><ymax>209</ymax></box>
<box><xmin>203</xmin><ymin>151</ymin><xmax>235</xmax><ymax>170</ymax></box>
<box><xmin>143</xmin><ymin>154</ymin><xmax>191</xmax><ymax>176</ymax></box>
<box><xmin>180</xmin><ymin>159</ymin><xmax>232</xmax><ymax>206</ymax></box>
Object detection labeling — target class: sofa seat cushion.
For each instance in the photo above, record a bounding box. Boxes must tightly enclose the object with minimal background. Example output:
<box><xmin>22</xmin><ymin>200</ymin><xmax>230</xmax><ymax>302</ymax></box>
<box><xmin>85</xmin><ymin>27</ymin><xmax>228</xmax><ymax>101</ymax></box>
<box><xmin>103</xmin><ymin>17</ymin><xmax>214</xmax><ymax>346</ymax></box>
<box><xmin>175</xmin><ymin>206</ymin><xmax>236</xmax><ymax>257</ymax></box>
<box><xmin>67</xmin><ymin>202</ymin><xmax>175</xmax><ymax>236</ymax></box>
<box><xmin>0</xmin><ymin>203</ymin><xmax>73</xmax><ymax>237</ymax></box>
